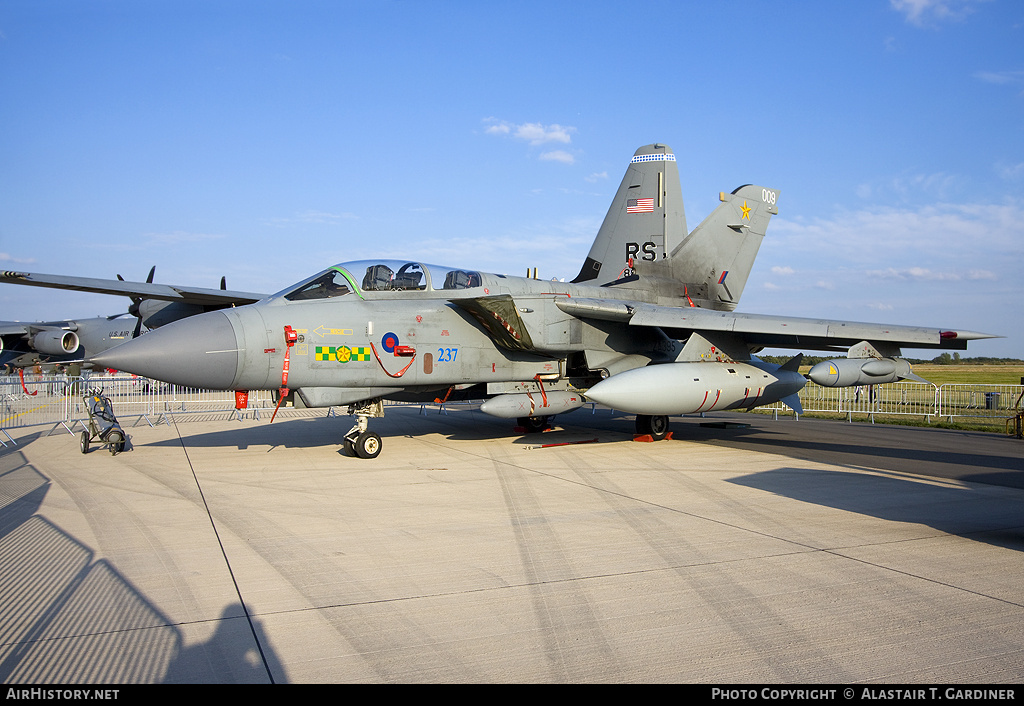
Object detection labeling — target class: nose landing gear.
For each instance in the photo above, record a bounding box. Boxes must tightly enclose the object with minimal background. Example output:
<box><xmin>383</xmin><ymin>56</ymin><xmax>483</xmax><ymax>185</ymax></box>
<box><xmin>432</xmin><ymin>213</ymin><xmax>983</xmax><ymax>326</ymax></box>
<box><xmin>343</xmin><ymin>398</ymin><xmax>385</xmax><ymax>458</ymax></box>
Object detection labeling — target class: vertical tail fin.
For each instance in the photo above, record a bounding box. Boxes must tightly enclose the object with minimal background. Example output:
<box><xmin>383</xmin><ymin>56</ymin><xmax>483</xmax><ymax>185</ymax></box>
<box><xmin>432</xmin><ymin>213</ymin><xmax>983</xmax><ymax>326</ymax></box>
<box><xmin>571</xmin><ymin>144</ymin><xmax>779</xmax><ymax>311</ymax></box>
<box><xmin>571</xmin><ymin>144</ymin><xmax>686</xmax><ymax>285</ymax></box>
<box><xmin>667</xmin><ymin>184</ymin><xmax>779</xmax><ymax>310</ymax></box>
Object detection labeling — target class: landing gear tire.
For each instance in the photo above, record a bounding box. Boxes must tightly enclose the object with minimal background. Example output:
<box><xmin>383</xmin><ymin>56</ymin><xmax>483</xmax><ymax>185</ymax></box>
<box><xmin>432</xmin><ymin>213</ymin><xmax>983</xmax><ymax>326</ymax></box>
<box><xmin>353</xmin><ymin>431</ymin><xmax>382</xmax><ymax>459</ymax></box>
<box><xmin>344</xmin><ymin>398</ymin><xmax>385</xmax><ymax>459</ymax></box>
<box><xmin>636</xmin><ymin>414</ymin><xmax>670</xmax><ymax>441</ymax></box>
<box><xmin>80</xmin><ymin>431</ymin><xmax>90</xmax><ymax>454</ymax></box>
<box><xmin>517</xmin><ymin>415</ymin><xmax>549</xmax><ymax>433</ymax></box>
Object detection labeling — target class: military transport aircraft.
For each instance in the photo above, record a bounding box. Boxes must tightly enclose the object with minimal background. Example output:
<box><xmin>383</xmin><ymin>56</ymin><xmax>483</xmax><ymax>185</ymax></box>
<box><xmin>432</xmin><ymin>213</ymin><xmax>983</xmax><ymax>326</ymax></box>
<box><xmin>0</xmin><ymin>266</ymin><xmax>264</xmax><ymax>333</ymax></box>
<box><xmin>1</xmin><ymin>314</ymin><xmax>147</xmax><ymax>372</ymax></box>
<box><xmin>0</xmin><ymin>267</ymin><xmax>266</xmax><ymax>370</ymax></box>
<box><xmin>17</xmin><ymin>144</ymin><xmax>999</xmax><ymax>458</ymax></box>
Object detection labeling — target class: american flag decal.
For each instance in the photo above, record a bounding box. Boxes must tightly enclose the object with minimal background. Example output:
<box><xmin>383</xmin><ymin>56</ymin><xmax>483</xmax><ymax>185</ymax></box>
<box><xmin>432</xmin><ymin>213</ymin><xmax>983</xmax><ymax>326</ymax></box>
<box><xmin>626</xmin><ymin>198</ymin><xmax>654</xmax><ymax>214</ymax></box>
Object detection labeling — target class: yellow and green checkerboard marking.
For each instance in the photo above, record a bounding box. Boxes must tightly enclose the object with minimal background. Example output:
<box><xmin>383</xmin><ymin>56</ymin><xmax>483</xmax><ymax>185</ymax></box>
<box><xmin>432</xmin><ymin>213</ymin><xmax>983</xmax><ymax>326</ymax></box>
<box><xmin>315</xmin><ymin>346</ymin><xmax>371</xmax><ymax>363</ymax></box>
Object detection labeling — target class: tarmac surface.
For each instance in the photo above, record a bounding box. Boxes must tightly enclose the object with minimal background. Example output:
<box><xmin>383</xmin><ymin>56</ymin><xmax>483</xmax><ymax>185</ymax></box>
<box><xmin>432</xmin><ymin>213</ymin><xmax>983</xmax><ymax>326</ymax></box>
<box><xmin>1</xmin><ymin>405</ymin><xmax>1023</xmax><ymax>684</ymax></box>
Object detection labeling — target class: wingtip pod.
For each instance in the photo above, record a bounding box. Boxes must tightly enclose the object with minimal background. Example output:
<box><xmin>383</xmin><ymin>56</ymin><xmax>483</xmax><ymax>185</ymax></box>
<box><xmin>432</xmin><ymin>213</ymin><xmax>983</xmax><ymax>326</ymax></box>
<box><xmin>940</xmin><ymin>330</ymin><xmax>1002</xmax><ymax>341</ymax></box>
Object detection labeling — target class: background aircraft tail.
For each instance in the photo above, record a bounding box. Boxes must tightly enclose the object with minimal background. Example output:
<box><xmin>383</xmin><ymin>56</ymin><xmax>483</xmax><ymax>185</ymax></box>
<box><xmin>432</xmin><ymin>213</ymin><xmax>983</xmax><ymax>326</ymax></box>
<box><xmin>571</xmin><ymin>143</ymin><xmax>778</xmax><ymax>311</ymax></box>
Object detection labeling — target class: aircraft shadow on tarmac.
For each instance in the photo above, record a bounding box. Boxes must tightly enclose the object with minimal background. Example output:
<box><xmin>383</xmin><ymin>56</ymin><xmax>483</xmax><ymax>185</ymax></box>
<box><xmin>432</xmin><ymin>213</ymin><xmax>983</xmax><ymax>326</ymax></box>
<box><xmin>151</xmin><ymin>407</ymin><xmax>607</xmax><ymax>452</ymax></box>
<box><xmin>0</xmin><ymin>449</ymin><xmax>284</xmax><ymax>683</ymax></box>
<box><xmin>727</xmin><ymin>467</ymin><xmax>1024</xmax><ymax>554</ymax></box>
<box><xmin>646</xmin><ymin>415</ymin><xmax>1024</xmax><ymax>486</ymax></box>
<box><xmin>544</xmin><ymin>412</ymin><xmax>1024</xmax><ymax>553</ymax></box>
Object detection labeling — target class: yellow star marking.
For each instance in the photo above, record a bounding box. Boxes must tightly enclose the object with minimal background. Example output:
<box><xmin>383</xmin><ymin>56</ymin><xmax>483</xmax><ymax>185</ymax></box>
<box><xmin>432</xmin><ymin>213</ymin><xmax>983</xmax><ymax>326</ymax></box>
<box><xmin>741</xmin><ymin>200</ymin><xmax>751</xmax><ymax>219</ymax></box>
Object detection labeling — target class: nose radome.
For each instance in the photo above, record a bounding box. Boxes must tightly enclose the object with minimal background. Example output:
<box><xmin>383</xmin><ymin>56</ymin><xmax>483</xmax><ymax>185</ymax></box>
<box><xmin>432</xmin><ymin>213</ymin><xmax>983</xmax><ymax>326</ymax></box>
<box><xmin>89</xmin><ymin>310</ymin><xmax>240</xmax><ymax>389</ymax></box>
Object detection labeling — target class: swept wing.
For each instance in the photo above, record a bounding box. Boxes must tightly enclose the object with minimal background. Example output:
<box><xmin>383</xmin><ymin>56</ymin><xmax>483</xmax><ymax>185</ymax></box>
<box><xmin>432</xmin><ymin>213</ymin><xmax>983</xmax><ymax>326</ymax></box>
<box><xmin>0</xmin><ymin>270</ymin><xmax>265</xmax><ymax>307</ymax></box>
<box><xmin>556</xmin><ymin>297</ymin><xmax>996</xmax><ymax>352</ymax></box>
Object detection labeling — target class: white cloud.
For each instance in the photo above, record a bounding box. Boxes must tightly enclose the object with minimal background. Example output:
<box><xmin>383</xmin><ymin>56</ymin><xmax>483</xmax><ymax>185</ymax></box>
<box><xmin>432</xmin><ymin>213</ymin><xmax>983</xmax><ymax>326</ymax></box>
<box><xmin>293</xmin><ymin>210</ymin><xmax>358</xmax><ymax>224</ymax></box>
<box><xmin>483</xmin><ymin>121</ymin><xmax>510</xmax><ymax>136</ymax></box>
<box><xmin>771</xmin><ymin>200</ymin><xmax>1024</xmax><ymax>261</ymax></box>
<box><xmin>402</xmin><ymin>214</ymin><xmax>599</xmax><ymax>280</ymax></box>
<box><xmin>865</xmin><ymin>266</ymin><xmax>964</xmax><ymax>281</ymax></box>
<box><xmin>890</xmin><ymin>0</ymin><xmax>985</xmax><ymax>26</ymax></box>
<box><xmin>483</xmin><ymin>118</ymin><xmax>576</xmax><ymax>145</ymax></box>
<box><xmin>585</xmin><ymin>171</ymin><xmax>608</xmax><ymax>183</ymax></box>
<box><xmin>539</xmin><ymin>150</ymin><xmax>575</xmax><ymax>165</ymax></box>
<box><xmin>142</xmin><ymin>230</ymin><xmax>227</xmax><ymax>245</ymax></box>
<box><xmin>997</xmin><ymin>162</ymin><xmax>1024</xmax><ymax>181</ymax></box>
<box><xmin>267</xmin><ymin>211</ymin><xmax>358</xmax><ymax>227</ymax></box>
<box><xmin>771</xmin><ymin>266</ymin><xmax>794</xmax><ymax>276</ymax></box>
<box><xmin>0</xmin><ymin>253</ymin><xmax>36</xmax><ymax>266</ymax></box>
<box><xmin>974</xmin><ymin>70</ymin><xmax>1024</xmax><ymax>86</ymax></box>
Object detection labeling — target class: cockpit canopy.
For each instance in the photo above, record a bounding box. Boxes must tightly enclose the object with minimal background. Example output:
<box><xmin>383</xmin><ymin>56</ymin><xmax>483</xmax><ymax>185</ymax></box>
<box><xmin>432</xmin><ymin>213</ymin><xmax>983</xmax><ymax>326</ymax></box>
<box><xmin>278</xmin><ymin>260</ymin><xmax>483</xmax><ymax>301</ymax></box>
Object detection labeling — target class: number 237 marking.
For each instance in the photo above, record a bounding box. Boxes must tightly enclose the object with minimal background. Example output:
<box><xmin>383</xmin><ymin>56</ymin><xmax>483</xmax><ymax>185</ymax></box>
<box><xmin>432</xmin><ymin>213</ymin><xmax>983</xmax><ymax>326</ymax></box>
<box><xmin>437</xmin><ymin>347</ymin><xmax>458</xmax><ymax>362</ymax></box>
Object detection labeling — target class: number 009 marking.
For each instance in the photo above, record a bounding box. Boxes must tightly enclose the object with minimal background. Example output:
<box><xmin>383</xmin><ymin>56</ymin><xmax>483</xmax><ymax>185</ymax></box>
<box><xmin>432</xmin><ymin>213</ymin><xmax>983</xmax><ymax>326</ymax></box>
<box><xmin>762</xmin><ymin>189</ymin><xmax>777</xmax><ymax>205</ymax></box>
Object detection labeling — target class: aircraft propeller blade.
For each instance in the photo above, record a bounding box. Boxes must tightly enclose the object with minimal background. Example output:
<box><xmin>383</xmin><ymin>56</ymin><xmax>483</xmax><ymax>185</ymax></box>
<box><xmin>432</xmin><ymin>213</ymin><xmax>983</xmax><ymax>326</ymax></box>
<box><xmin>117</xmin><ymin>266</ymin><xmax>156</xmax><ymax>337</ymax></box>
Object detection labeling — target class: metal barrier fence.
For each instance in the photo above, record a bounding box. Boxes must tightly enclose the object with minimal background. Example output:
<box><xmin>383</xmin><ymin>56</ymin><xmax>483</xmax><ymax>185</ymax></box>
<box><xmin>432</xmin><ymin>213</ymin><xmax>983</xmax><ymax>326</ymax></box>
<box><xmin>1</xmin><ymin>373</ymin><xmax>277</xmax><ymax>443</ymax></box>
<box><xmin>761</xmin><ymin>380</ymin><xmax>1024</xmax><ymax>424</ymax></box>
<box><xmin>3</xmin><ymin>373</ymin><xmax>1023</xmax><ymax>445</ymax></box>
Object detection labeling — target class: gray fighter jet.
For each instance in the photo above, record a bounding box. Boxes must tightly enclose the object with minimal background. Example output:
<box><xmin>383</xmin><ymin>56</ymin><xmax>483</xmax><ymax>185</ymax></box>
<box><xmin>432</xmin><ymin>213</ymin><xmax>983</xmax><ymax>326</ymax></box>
<box><xmin>83</xmin><ymin>144</ymin><xmax>994</xmax><ymax>458</ymax></box>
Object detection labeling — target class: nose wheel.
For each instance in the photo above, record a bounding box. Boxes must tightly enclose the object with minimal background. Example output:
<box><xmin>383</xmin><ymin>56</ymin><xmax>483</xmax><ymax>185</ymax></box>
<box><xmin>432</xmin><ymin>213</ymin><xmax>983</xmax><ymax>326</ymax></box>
<box><xmin>344</xmin><ymin>398</ymin><xmax>385</xmax><ymax>458</ymax></box>
<box><xmin>345</xmin><ymin>430</ymin><xmax>382</xmax><ymax>459</ymax></box>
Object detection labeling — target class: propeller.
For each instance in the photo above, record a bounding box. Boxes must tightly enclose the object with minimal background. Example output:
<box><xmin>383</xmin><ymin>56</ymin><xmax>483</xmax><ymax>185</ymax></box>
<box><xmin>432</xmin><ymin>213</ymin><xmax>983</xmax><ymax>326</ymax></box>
<box><xmin>117</xmin><ymin>266</ymin><xmax>155</xmax><ymax>339</ymax></box>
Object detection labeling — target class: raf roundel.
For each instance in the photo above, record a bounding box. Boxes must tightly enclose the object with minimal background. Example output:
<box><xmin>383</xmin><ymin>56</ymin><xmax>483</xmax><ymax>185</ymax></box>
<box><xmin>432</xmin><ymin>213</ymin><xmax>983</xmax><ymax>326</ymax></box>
<box><xmin>381</xmin><ymin>332</ymin><xmax>399</xmax><ymax>353</ymax></box>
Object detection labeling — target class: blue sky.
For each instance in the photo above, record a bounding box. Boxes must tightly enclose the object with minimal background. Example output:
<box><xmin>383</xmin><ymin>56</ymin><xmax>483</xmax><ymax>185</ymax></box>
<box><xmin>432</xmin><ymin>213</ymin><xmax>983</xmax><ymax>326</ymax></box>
<box><xmin>1</xmin><ymin>0</ymin><xmax>1022</xmax><ymax>358</ymax></box>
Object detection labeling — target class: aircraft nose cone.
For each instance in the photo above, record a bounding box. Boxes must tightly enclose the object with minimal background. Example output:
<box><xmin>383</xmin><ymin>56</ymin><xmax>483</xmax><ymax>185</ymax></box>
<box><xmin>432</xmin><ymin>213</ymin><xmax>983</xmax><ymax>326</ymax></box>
<box><xmin>89</xmin><ymin>311</ymin><xmax>240</xmax><ymax>389</ymax></box>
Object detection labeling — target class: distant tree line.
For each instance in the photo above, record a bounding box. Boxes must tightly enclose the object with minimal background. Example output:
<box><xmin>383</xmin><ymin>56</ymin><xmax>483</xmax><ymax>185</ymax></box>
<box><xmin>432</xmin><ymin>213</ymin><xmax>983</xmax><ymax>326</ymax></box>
<box><xmin>757</xmin><ymin>353</ymin><xmax>1024</xmax><ymax>366</ymax></box>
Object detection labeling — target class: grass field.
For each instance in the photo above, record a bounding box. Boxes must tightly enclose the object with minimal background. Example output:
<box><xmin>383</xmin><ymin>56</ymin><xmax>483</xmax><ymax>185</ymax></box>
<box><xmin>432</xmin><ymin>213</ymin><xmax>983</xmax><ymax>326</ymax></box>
<box><xmin>773</xmin><ymin>364</ymin><xmax>1024</xmax><ymax>434</ymax></box>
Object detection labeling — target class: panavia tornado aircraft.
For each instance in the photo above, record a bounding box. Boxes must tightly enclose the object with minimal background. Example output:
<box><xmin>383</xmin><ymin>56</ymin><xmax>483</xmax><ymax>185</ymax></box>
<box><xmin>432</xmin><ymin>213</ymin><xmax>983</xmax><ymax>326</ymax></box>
<box><xmin>64</xmin><ymin>143</ymin><xmax>992</xmax><ymax>458</ymax></box>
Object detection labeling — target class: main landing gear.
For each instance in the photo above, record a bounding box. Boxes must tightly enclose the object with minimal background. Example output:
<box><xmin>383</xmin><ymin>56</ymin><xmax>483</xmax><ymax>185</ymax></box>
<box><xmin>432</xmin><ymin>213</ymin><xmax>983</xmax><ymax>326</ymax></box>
<box><xmin>343</xmin><ymin>399</ymin><xmax>384</xmax><ymax>459</ymax></box>
<box><xmin>516</xmin><ymin>415</ymin><xmax>551</xmax><ymax>433</ymax></box>
<box><xmin>635</xmin><ymin>414</ymin><xmax>670</xmax><ymax>441</ymax></box>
